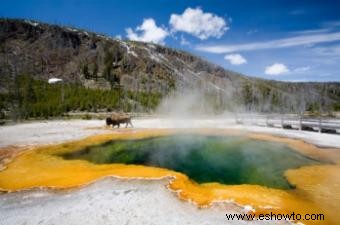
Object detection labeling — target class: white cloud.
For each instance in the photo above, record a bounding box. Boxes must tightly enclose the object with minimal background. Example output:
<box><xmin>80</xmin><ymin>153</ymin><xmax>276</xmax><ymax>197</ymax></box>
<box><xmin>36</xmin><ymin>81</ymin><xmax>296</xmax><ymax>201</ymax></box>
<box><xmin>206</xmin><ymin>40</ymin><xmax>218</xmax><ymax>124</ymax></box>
<box><xmin>169</xmin><ymin>7</ymin><xmax>228</xmax><ymax>40</ymax></box>
<box><xmin>289</xmin><ymin>9</ymin><xmax>305</xmax><ymax>15</ymax></box>
<box><xmin>293</xmin><ymin>28</ymin><xmax>330</xmax><ymax>35</ymax></box>
<box><xmin>312</xmin><ymin>44</ymin><xmax>340</xmax><ymax>56</ymax></box>
<box><xmin>293</xmin><ymin>66</ymin><xmax>310</xmax><ymax>73</ymax></box>
<box><xmin>196</xmin><ymin>32</ymin><xmax>340</xmax><ymax>53</ymax></box>
<box><xmin>265</xmin><ymin>63</ymin><xmax>289</xmax><ymax>75</ymax></box>
<box><xmin>322</xmin><ymin>20</ymin><xmax>340</xmax><ymax>28</ymax></box>
<box><xmin>180</xmin><ymin>35</ymin><xmax>190</xmax><ymax>46</ymax></box>
<box><xmin>246</xmin><ymin>29</ymin><xmax>258</xmax><ymax>35</ymax></box>
<box><xmin>224</xmin><ymin>53</ymin><xmax>247</xmax><ymax>65</ymax></box>
<box><xmin>125</xmin><ymin>18</ymin><xmax>168</xmax><ymax>44</ymax></box>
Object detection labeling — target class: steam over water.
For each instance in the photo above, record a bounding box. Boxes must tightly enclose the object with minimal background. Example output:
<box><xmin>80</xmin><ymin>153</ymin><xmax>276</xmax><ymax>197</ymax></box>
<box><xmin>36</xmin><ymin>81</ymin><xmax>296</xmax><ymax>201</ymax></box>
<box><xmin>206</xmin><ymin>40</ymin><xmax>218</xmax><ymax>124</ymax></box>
<box><xmin>60</xmin><ymin>135</ymin><xmax>321</xmax><ymax>189</ymax></box>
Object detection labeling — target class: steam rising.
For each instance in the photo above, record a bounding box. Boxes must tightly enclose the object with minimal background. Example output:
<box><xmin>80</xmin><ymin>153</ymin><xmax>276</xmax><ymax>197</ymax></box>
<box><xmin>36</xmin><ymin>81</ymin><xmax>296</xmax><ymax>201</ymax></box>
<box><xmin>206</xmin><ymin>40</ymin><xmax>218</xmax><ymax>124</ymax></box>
<box><xmin>156</xmin><ymin>73</ymin><xmax>238</xmax><ymax>118</ymax></box>
<box><xmin>156</xmin><ymin>89</ymin><xmax>208</xmax><ymax>117</ymax></box>
<box><xmin>154</xmin><ymin>68</ymin><xmax>334</xmax><ymax>122</ymax></box>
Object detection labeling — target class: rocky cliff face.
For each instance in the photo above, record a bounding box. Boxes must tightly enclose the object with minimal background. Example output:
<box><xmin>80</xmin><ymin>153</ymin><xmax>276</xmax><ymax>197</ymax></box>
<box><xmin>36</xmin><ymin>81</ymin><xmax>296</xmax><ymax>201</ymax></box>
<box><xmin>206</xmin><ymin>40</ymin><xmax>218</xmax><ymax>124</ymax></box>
<box><xmin>1</xmin><ymin>18</ymin><xmax>340</xmax><ymax>113</ymax></box>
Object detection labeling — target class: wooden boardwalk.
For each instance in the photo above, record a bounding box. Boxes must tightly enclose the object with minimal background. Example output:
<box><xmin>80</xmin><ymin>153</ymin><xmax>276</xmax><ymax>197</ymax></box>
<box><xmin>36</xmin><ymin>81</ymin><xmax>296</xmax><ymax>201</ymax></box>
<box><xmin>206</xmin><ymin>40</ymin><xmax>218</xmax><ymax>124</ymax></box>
<box><xmin>235</xmin><ymin>114</ymin><xmax>340</xmax><ymax>135</ymax></box>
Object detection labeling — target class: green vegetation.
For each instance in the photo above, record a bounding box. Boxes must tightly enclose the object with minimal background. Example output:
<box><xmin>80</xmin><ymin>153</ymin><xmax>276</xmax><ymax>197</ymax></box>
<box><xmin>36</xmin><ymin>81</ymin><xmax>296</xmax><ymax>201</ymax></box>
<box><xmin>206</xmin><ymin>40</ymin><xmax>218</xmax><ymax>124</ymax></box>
<box><xmin>333</xmin><ymin>103</ymin><xmax>340</xmax><ymax>111</ymax></box>
<box><xmin>0</xmin><ymin>75</ymin><xmax>162</xmax><ymax>120</ymax></box>
<box><xmin>60</xmin><ymin>135</ymin><xmax>321</xmax><ymax>189</ymax></box>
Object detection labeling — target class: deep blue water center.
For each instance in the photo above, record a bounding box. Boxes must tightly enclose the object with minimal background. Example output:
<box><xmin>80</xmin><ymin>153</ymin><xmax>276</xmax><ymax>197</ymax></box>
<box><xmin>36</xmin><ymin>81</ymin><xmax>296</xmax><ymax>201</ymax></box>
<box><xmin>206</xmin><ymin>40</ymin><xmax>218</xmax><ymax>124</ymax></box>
<box><xmin>60</xmin><ymin>135</ymin><xmax>321</xmax><ymax>189</ymax></box>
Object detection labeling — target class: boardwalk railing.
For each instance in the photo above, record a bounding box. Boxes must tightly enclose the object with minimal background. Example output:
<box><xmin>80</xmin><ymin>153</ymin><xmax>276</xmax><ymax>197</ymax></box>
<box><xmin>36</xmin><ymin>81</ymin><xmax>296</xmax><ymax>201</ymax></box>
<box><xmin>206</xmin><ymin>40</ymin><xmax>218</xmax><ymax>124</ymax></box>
<box><xmin>235</xmin><ymin>114</ymin><xmax>340</xmax><ymax>135</ymax></box>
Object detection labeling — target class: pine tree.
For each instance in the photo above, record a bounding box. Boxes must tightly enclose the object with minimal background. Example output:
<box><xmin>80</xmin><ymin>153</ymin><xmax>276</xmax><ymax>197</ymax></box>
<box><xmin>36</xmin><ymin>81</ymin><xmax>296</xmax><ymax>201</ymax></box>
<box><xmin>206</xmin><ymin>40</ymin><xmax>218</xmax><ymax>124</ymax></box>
<box><xmin>82</xmin><ymin>64</ymin><xmax>90</xmax><ymax>79</ymax></box>
<box><xmin>92</xmin><ymin>62</ymin><xmax>98</xmax><ymax>81</ymax></box>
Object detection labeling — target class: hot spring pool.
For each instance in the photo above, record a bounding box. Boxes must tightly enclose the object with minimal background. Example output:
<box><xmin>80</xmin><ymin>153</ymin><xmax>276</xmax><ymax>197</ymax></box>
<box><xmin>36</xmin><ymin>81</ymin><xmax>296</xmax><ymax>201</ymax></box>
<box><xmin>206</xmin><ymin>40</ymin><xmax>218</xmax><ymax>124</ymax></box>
<box><xmin>60</xmin><ymin>135</ymin><xmax>321</xmax><ymax>189</ymax></box>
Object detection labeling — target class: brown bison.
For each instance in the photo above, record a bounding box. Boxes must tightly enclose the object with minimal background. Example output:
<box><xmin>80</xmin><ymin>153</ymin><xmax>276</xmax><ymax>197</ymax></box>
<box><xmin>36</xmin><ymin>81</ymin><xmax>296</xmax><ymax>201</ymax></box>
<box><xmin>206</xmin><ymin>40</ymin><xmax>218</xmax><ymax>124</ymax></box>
<box><xmin>106</xmin><ymin>113</ymin><xmax>133</xmax><ymax>128</ymax></box>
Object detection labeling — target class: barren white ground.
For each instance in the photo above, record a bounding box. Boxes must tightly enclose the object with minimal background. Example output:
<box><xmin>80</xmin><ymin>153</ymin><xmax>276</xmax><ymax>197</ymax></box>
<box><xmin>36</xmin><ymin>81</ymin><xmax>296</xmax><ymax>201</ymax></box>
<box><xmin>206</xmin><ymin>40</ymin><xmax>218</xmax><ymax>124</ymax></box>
<box><xmin>0</xmin><ymin>118</ymin><xmax>339</xmax><ymax>225</ymax></box>
<box><xmin>0</xmin><ymin>120</ymin><xmax>108</xmax><ymax>148</ymax></box>
<box><xmin>1</xmin><ymin>118</ymin><xmax>340</xmax><ymax>148</ymax></box>
<box><xmin>0</xmin><ymin>177</ymin><xmax>294</xmax><ymax>225</ymax></box>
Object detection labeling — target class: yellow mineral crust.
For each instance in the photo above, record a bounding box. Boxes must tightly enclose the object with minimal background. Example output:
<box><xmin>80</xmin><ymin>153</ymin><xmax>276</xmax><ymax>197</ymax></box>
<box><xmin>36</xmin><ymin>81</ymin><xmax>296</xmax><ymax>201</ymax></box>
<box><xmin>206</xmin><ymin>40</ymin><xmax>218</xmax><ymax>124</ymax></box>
<box><xmin>0</xmin><ymin>129</ymin><xmax>338</xmax><ymax>225</ymax></box>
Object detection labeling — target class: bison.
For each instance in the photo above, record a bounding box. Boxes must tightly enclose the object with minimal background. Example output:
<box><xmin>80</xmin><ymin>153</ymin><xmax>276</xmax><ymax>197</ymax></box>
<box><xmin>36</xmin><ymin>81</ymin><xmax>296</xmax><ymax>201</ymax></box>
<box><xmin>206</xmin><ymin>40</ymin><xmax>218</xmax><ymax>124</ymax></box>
<box><xmin>106</xmin><ymin>113</ymin><xmax>133</xmax><ymax>128</ymax></box>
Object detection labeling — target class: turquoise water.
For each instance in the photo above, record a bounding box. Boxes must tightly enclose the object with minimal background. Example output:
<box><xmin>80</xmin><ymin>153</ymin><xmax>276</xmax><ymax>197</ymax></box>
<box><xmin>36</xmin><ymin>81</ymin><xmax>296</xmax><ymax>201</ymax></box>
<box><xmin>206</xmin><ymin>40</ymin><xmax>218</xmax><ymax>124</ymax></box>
<box><xmin>60</xmin><ymin>135</ymin><xmax>321</xmax><ymax>189</ymax></box>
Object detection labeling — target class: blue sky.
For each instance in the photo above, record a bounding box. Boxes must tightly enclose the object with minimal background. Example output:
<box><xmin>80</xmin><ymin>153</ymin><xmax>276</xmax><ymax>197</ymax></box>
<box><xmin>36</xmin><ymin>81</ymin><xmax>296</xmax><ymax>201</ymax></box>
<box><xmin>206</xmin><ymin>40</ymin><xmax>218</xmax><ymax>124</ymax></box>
<box><xmin>1</xmin><ymin>0</ymin><xmax>340</xmax><ymax>81</ymax></box>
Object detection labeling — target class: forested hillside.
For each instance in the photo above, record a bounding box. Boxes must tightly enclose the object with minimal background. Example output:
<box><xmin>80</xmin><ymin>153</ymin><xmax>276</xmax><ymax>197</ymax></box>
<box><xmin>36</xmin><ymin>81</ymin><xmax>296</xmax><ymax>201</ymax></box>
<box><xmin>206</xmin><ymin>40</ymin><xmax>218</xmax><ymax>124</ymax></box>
<box><xmin>0</xmin><ymin>18</ymin><xmax>340</xmax><ymax>120</ymax></box>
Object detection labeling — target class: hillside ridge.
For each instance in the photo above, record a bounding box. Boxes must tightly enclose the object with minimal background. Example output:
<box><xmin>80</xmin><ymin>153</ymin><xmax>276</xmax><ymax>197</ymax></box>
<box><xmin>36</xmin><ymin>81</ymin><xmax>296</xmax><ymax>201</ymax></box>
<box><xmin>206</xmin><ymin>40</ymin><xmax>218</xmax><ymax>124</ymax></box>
<box><xmin>1</xmin><ymin>18</ymin><xmax>340</xmax><ymax>118</ymax></box>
